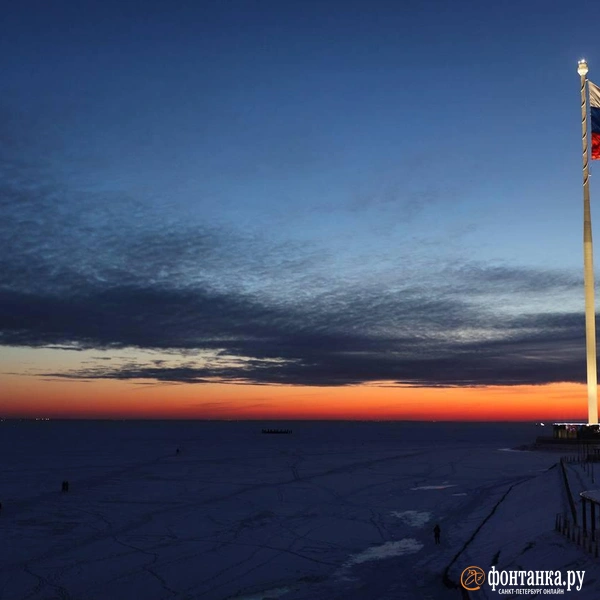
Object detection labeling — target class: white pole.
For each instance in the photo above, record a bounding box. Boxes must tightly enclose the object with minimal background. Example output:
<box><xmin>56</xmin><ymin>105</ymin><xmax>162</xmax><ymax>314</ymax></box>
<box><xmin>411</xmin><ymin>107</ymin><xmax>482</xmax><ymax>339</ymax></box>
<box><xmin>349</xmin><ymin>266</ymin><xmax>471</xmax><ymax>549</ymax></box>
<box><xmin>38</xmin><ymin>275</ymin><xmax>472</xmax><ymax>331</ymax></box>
<box><xmin>578</xmin><ymin>59</ymin><xmax>598</xmax><ymax>425</ymax></box>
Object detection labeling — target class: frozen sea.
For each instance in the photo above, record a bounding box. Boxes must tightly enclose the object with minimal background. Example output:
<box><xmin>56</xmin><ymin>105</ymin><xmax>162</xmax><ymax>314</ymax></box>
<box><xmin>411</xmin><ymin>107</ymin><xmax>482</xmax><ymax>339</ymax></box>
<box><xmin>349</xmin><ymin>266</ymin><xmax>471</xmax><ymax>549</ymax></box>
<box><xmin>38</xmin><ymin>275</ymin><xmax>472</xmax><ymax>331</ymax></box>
<box><xmin>1</xmin><ymin>420</ymin><xmax>599</xmax><ymax>599</ymax></box>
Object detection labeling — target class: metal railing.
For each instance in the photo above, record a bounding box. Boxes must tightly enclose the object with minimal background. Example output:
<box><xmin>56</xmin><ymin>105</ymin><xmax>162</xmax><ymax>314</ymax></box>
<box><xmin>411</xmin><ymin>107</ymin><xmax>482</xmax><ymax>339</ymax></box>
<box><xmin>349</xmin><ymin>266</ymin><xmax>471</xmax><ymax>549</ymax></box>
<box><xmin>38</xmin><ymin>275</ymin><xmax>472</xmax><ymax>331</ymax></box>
<box><xmin>555</xmin><ymin>513</ymin><xmax>599</xmax><ymax>557</ymax></box>
<box><xmin>559</xmin><ymin>458</ymin><xmax>578</xmax><ymax>524</ymax></box>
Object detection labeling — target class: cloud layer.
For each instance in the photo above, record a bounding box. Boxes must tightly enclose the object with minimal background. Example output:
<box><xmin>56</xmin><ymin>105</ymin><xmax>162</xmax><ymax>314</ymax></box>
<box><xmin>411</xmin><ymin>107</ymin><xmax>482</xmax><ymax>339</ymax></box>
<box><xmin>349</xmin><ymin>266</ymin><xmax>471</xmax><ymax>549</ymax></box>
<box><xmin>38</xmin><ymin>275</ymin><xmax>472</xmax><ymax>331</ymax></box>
<box><xmin>0</xmin><ymin>120</ymin><xmax>589</xmax><ymax>388</ymax></box>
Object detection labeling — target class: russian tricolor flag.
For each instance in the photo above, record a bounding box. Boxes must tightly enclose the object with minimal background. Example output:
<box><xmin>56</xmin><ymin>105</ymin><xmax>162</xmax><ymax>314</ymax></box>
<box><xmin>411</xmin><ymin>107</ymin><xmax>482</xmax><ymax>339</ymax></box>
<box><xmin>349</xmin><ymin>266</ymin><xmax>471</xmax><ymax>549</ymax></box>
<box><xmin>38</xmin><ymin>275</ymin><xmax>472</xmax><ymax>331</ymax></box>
<box><xmin>590</xmin><ymin>81</ymin><xmax>600</xmax><ymax>160</ymax></box>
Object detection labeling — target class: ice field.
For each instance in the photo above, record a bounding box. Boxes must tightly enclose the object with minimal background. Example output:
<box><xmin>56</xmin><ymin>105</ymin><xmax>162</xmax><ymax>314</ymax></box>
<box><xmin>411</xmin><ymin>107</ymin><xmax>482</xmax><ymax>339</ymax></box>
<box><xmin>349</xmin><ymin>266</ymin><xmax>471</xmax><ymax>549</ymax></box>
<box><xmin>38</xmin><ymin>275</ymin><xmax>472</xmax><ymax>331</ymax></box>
<box><xmin>1</xmin><ymin>420</ymin><xmax>600</xmax><ymax>599</ymax></box>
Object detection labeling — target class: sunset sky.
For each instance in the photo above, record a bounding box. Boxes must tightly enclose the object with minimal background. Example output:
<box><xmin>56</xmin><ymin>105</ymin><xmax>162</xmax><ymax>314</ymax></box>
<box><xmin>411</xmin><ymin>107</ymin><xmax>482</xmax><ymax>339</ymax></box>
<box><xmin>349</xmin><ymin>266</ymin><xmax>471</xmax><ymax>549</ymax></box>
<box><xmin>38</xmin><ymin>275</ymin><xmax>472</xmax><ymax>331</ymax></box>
<box><xmin>2</xmin><ymin>0</ymin><xmax>600</xmax><ymax>420</ymax></box>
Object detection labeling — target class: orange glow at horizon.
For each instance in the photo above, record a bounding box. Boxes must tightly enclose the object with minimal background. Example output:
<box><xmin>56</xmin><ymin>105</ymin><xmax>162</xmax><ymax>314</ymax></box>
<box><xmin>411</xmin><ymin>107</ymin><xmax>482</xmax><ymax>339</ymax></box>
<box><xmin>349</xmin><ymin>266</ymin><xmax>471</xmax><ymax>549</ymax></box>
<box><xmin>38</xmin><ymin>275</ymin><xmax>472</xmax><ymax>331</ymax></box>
<box><xmin>0</xmin><ymin>374</ymin><xmax>591</xmax><ymax>421</ymax></box>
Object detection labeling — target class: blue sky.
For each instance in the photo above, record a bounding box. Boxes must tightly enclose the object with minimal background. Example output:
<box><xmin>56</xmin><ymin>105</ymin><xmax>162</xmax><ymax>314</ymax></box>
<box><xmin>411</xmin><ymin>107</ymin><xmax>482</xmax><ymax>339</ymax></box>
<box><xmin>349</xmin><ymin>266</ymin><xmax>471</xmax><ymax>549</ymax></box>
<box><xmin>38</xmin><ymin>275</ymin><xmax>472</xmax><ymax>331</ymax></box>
<box><xmin>2</xmin><ymin>0</ymin><xmax>600</xmax><ymax>398</ymax></box>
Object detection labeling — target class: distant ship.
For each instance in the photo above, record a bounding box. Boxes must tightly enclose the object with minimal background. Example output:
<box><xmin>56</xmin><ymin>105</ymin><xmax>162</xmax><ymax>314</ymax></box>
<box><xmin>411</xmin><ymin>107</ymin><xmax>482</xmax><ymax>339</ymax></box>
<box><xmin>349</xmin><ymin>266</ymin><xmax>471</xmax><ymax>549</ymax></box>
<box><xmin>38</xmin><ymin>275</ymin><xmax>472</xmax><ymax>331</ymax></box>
<box><xmin>261</xmin><ymin>428</ymin><xmax>292</xmax><ymax>434</ymax></box>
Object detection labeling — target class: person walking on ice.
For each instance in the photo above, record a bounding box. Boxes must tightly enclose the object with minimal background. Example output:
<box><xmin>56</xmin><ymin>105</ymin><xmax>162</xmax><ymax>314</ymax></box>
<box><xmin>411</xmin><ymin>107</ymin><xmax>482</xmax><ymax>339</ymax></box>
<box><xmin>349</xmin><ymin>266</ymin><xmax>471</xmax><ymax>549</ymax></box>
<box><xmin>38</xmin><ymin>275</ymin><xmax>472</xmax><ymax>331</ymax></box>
<box><xmin>434</xmin><ymin>524</ymin><xmax>441</xmax><ymax>544</ymax></box>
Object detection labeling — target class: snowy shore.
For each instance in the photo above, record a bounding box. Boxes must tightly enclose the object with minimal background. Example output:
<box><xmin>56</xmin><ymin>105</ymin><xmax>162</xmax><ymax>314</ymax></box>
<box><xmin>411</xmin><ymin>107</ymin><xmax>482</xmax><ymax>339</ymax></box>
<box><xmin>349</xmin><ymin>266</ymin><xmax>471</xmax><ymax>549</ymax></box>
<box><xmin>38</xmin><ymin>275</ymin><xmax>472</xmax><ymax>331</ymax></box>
<box><xmin>1</xmin><ymin>421</ymin><xmax>598</xmax><ymax>599</ymax></box>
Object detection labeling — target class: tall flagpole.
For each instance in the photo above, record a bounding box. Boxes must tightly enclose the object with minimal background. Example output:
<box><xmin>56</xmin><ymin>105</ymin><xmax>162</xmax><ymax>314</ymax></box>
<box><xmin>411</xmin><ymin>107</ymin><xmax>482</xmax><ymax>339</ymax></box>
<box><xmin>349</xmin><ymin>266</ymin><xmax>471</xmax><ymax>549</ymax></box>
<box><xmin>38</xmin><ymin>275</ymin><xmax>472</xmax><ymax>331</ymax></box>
<box><xmin>578</xmin><ymin>59</ymin><xmax>598</xmax><ymax>425</ymax></box>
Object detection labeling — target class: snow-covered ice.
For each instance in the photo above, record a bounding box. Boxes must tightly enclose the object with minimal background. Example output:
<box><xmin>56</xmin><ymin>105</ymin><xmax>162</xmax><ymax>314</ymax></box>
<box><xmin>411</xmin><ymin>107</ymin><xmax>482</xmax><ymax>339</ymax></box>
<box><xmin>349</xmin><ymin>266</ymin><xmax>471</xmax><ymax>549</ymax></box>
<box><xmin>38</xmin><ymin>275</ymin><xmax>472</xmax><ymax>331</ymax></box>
<box><xmin>410</xmin><ymin>484</ymin><xmax>457</xmax><ymax>490</ymax></box>
<box><xmin>345</xmin><ymin>539</ymin><xmax>424</xmax><ymax>566</ymax></box>
<box><xmin>390</xmin><ymin>510</ymin><xmax>431</xmax><ymax>527</ymax></box>
<box><xmin>1</xmin><ymin>420</ymin><xmax>599</xmax><ymax>599</ymax></box>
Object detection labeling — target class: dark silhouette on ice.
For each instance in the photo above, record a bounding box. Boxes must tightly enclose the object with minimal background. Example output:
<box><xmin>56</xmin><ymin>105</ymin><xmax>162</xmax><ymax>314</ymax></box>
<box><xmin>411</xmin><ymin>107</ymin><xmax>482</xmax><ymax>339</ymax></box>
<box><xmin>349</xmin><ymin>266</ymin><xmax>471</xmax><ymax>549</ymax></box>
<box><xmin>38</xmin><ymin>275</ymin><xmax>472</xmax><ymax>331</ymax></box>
<box><xmin>61</xmin><ymin>480</ymin><xmax>69</xmax><ymax>492</ymax></box>
<box><xmin>434</xmin><ymin>523</ymin><xmax>441</xmax><ymax>544</ymax></box>
<box><xmin>261</xmin><ymin>428</ymin><xmax>292</xmax><ymax>434</ymax></box>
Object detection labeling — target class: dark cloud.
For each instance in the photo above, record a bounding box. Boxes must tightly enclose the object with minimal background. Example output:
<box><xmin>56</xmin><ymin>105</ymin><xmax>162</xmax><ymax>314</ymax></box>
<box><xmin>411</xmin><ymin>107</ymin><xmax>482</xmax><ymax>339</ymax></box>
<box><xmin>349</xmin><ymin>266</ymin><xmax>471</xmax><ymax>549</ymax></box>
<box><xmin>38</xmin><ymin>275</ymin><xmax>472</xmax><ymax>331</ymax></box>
<box><xmin>451</xmin><ymin>264</ymin><xmax>581</xmax><ymax>294</ymax></box>
<box><xmin>4</xmin><ymin>273</ymin><xmax>586</xmax><ymax>387</ymax></box>
<box><xmin>37</xmin><ymin>310</ymin><xmax>586</xmax><ymax>387</ymax></box>
<box><xmin>0</xmin><ymin>121</ymin><xmax>589</xmax><ymax>389</ymax></box>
